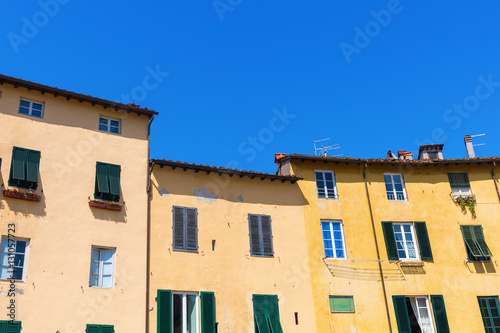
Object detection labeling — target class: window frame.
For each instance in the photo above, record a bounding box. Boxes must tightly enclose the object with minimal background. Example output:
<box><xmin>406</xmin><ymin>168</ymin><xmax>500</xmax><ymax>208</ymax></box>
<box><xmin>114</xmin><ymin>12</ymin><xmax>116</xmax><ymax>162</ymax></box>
<box><xmin>321</xmin><ymin>220</ymin><xmax>347</xmax><ymax>259</ymax></box>
<box><xmin>393</xmin><ymin>223</ymin><xmax>420</xmax><ymax>261</ymax></box>
<box><xmin>478</xmin><ymin>296</ymin><xmax>500</xmax><ymax>333</ymax></box>
<box><xmin>172</xmin><ymin>206</ymin><xmax>198</xmax><ymax>252</ymax></box>
<box><xmin>98</xmin><ymin>116</ymin><xmax>121</xmax><ymax>134</ymax></box>
<box><xmin>18</xmin><ymin>98</ymin><xmax>44</xmax><ymax>118</ymax></box>
<box><xmin>172</xmin><ymin>292</ymin><xmax>201</xmax><ymax>333</ymax></box>
<box><xmin>8</xmin><ymin>147</ymin><xmax>41</xmax><ymax>190</ymax></box>
<box><xmin>94</xmin><ymin>162</ymin><xmax>121</xmax><ymax>202</ymax></box>
<box><xmin>383</xmin><ymin>173</ymin><xmax>408</xmax><ymax>201</ymax></box>
<box><xmin>314</xmin><ymin>170</ymin><xmax>338</xmax><ymax>199</ymax></box>
<box><xmin>248</xmin><ymin>214</ymin><xmax>274</xmax><ymax>257</ymax></box>
<box><xmin>448</xmin><ymin>173</ymin><xmax>472</xmax><ymax>199</ymax></box>
<box><xmin>89</xmin><ymin>246</ymin><xmax>115</xmax><ymax>289</ymax></box>
<box><xmin>0</xmin><ymin>237</ymin><xmax>29</xmax><ymax>282</ymax></box>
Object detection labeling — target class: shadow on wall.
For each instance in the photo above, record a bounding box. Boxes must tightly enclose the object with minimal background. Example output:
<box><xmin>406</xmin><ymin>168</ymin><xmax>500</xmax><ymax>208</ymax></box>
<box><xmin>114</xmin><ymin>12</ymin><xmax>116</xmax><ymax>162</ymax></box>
<box><xmin>325</xmin><ymin>260</ymin><xmax>405</xmax><ymax>282</ymax></box>
<box><xmin>470</xmin><ymin>261</ymin><xmax>497</xmax><ymax>274</ymax></box>
<box><xmin>0</xmin><ymin>174</ymin><xmax>47</xmax><ymax>217</ymax></box>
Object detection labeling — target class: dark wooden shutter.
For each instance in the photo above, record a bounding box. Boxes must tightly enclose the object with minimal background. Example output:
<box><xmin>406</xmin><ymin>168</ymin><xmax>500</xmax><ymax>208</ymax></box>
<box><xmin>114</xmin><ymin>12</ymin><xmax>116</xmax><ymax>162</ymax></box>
<box><xmin>414</xmin><ymin>222</ymin><xmax>433</xmax><ymax>260</ymax></box>
<box><xmin>11</xmin><ymin>147</ymin><xmax>26</xmax><ymax>181</ymax></box>
<box><xmin>96</xmin><ymin>162</ymin><xmax>110</xmax><ymax>194</ymax></box>
<box><xmin>173</xmin><ymin>207</ymin><xmax>185</xmax><ymax>249</ymax></box>
<box><xmin>266</xmin><ymin>295</ymin><xmax>283</xmax><ymax>333</ymax></box>
<box><xmin>448</xmin><ymin>173</ymin><xmax>470</xmax><ymax>187</ymax></box>
<box><xmin>431</xmin><ymin>295</ymin><xmax>450</xmax><ymax>333</ymax></box>
<box><xmin>26</xmin><ymin>150</ymin><xmax>40</xmax><ymax>183</ymax></box>
<box><xmin>261</xmin><ymin>216</ymin><xmax>273</xmax><ymax>256</ymax></box>
<box><xmin>101</xmin><ymin>326</ymin><xmax>114</xmax><ymax>333</ymax></box>
<box><xmin>249</xmin><ymin>215</ymin><xmax>262</xmax><ymax>255</ymax></box>
<box><xmin>201</xmin><ymin>292</ymin><xmax>216</xmax><ymax>333</ymax></box>
<box><xmin>186</xmin><ymin>208</ymin><xmax>198</xmax><ymax>250</ymax></box>
<box><xmin>108</xmin><ymin>164</ymin><xmax>121</xmax><ymax>196</ymax></box>
<box><xmin>382</xmin><ymin>222</ymin><xmax>399</xmax><ymax>260</ymax></box>
<box><xmin>460</xmin><ymin>225</ymin><xmax>482</xmax><ymax>257</ymax></box>
<box><xmin>472</xmin><ymin>225</ymin><xmax>492</xmax><ymax>257</ymax></box>
<box><xmin>6</xmin><ymin>321</ymin><xmax>21</xmax><ymax>333</ymax></box>
<box><xmin>0</xmin><ymin>321</ymin><xmax>6</xmax><ymax>333</ymax></box>
<box><xmin>157</xmin><ymin>290</ymin><xmax>172</xmax><ymax>333</ymax></box>
<box><xmin>392</xmin><ymin>296</ymin><xmax>411</xmax><ymax>333</ymax></box>
<box><xmin>253</xmin><ymin>295</ymin><xmax>271</xmax><ymax>333</ymax></box>
<box><xmin>85</xmin><ymin>325</ymin><xmax>100</xmax><ymax>333</ymax></box>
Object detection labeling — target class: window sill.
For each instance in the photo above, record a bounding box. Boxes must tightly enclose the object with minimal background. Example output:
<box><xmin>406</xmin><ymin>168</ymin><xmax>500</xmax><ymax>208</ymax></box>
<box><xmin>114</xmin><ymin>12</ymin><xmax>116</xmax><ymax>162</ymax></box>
<box><xmin>89</xmin><ymin>200</ymin><xmax>122</xmax><ymax>211</ymax></box>
<box><xmin>172</xmin><ymin>248</ymin><xmax>199</xmax><ymax>253</ymax></box>
<box><xmin>318</xmin><ymin>197</ymin><xmax>339</xmax><ymax>200</ymax></box>
<box><xmin>250</xmin><ymin>254</ymin><xmax>274</xmax><ymax>258</ymax></box>
<box><xmin>398</xmin><ymin>261</ymin><xmax>424</xmax><ymax>267</ymax></box>
<box><xmin>3</xmin><ymin>189</ymin><xmax>41</xmax><ymax>202</ymax></box>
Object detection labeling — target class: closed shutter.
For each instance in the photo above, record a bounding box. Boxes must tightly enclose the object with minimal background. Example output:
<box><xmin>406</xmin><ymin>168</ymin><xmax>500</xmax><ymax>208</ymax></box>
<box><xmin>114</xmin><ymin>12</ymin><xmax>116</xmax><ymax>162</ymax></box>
<box><xmin>11</xmin><ymin>147</ymin><xmax>26</xmax><ymax>181</ymax></box>
<box><xmin>414</xmin><ymin>222</ymin><xmax>433</xmax><ymax>260</ymax></box>
<box><xmin>157</xmin><ymin>290</ymin><xmax>172</xmax><ymax>333</ymax></box>
<box><xmin>6</xmin><ymin>321</ymin><xmax>21</xmax><ymax>333</ymax></box>
<box><xmin>26</xmin><ymin>150</ymin><xmax>41</xmax><ymax>183</ymax></box>
<box><xmin>431</xmin><ymin>295</ymin><xmax>450</xmax><ymax>333</ymax></box>
<box><xmin>96</xmin><ymin>162</ymin><xmax>110</xmax><ymax>194</ymax></box>
<box><xmin>382</xmin><ymin>222</ymin><xmax>399</xmax><ymax>260</ymax></box>
<box><xmin>201</xmin><ymin>292</ymin><xmax>216</xmax><ymax>333</ymax></box>
<box><xmin>261</xmin><ymin>216</ymin><xmax>273</xmax><ymax>256</ymax></box>
<box><xmin>108</xmin><ymin>164</ymin><xmax>121</xmax><ymax>196</ymax></box>
<box><xmin>0</xmin><ymin>321</ymin><xmax>6</xmax><ymax>333</ymax></box>
<box><xmin>266</xmin><ymin>295</ymin><xmax>283</xmax><ymax>333</ymax></box>
<box><xmin>249</xmin><ymin>215</ymin><xmax>262</xmax><ymax>255</ymax></box>
<box><xmin>186</xmin><ymin>208</ymin><xmax>198</xmax><ymax>250</ymax></box>
<box><xmin>101</xmin><ymin>325</ymin><xmax>114</xmax><ymax>333</ymax></box>
<box><xmin>392</xmin><ymin>296</ymin><xmax>411</xmax><ymax>333</ymax></box>
<box><xmin>253</xmin><ymin>295</ymin><xmax>271</xmax><ymax>333</ymax></box>
<box><xmin>448</xmin><ymin>173</ymin><xmax>470</xmax><ymax>187</ymax></box>
<box><xmin>460</xmin><ymin>225</ymin><xmax>483</xmax><ymax>257</ymax></box>
<box><xmin>85</xmin><ymin>325</ymin><xmax>101</xmax><ymax>333</ymax></box>
<box><xmin>472</xmin><ymin>225</ymin><xmax>492</xmax><ymax>257</ymax></box>
<box><xmin>173</xmin><ymin>207</ymin><xmax>185</xmax><ymax>249</ymax></box>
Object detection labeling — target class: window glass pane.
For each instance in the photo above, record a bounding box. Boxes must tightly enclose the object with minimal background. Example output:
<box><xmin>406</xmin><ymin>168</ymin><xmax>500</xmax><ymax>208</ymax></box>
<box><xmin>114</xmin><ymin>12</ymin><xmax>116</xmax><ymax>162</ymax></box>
<box><xmin>0</xmin><ymin>254</ymin><xmax>9</xmax><ymax>266</ymax></box>
<box><xmin>324</xmin><ymin>172</ymin><xmax>333</xmax><ymax>181</ymax></box>
<box><xmin>90</xmin><ymin>261</ymin><xmax>99</xmax><ymax>275</ymax></box>
<box><xmin>331</xmin><ymin>223</ymin><xmax>340</xmax><ymax>231</ymax></box>
<box><xmin>101</xmin><ymin>275</ymin><xmax>113</xmax><ymax>288</ymax></box>
<box><xmin>321</xmin><ymin>222</ymin><xmax>330</xmax><ymax>231</ymax></box>
<box><xmin>32</xmin><ymin>110</ymin><xmax>42</xmax><ymax>117</ymax></box>
<box><xmin>110</xmin><ymin>120</ymin><xmax>119</xmax><ymax>127</ymax></box>
<box><xmin>14</xmin><ymin>254</ymin><xmax>24</xmax><ymax>267</ymax></box>
<box><xmin>393</xmin><ymin>175</ymin><xmax>402</xmax><ymax>183</ymax></box>
<box><xmin>91</xmin><ymin>249</ymin><xmax>100</xmax><ymax>261</ymax></box>
<box><xmin>110</xmin><ymin>126</ymin><xmax>120</xmax><ymax>134</ymax></box>
<box><xmin>99</xmin><ymin>118</ymin><xmax>108</xmax><ymax>125</ymax></box>
<box><xmin>12</xmin><ymin>268</ymin><xmax>23</xmax><ymax>280</ymax></box>
<box><xmin>403</xmin><ymin>225</ymin><xmax>411</xmax><ymax>233</ymax></box>
<box><xmin>102</xmin><ymin>250</ymin><xmax>114</xmax><ymax>263</ymax></box>
<box><xmin>20</xmin><ymin>100</ymin><xmax>30</xmax><ymax>108</ymax></box>
<box><xmin>173</xmin><ymin>294</ymin><xmax>183</xmax><ymax>333</ymax></box>
<box><xmin>322</xmin><ymin>231</ymin><xmax>331</xmax><ymax>240</ymax></box>
<box><xmin>0</xmin><ymin>267</ymin><xmax>9</xmax><ymax>279</ymax></box>
<box><xmin>19</xmin><ymin>107</ymin><xmax>30</xmax><ymax>114</ymax></box>
<box><xmin>334</xmin><ymin>240</ymin><xmax>343</xmax><ymax>249</ymax></box>
<box><xmin>89</xmin><ymin>274</ymin><xmax>99</xmax><ymax>287</ymax></box>
<box><xmin>187</xmin><ymin>295</ymin><xmax>197</xmax><ymax>332</ymax></box>
<box><xmin>32</xmin><ymin>103</ymin><xmax>42</xmax><ymax>110</ymax></box>
<box><xmin>102</xmin><ymin>262</ymin><xmax>113</xmax><ymax>275</ymax></box>
<box><xmin>393</xmin><ymin>225</ymin><xmax>401</xmax><ymax>233</ymax></box>
<box><xmin>324</xmin><ymin>240</ymin><xmax>333</xmax><ymax>249</ymax></box>
<box><xmin>325</xmin><ymin>249</ymin><xmax>334</xmax><ymax>257</ymax></box>
<box><xmin>336</xmin><ymin>249</ymin><xmax>345</xmax><ymax>258</ymax></box>
<box><xmin>16</xmin><ymin>241</ymin><xmax>26</xmax><ymax>253</ymax></box>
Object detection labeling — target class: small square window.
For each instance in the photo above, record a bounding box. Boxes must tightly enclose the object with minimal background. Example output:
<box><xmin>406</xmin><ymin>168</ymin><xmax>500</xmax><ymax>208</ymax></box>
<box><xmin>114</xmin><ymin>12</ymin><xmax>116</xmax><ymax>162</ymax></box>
<box><xmin>384</xmin><ymin>173</ymin><xmax>407</xmax><ymax>201</ymax></box>
<box><xmin>315</xmin><ymin>170</ymin><xmax>338</xmax><ymax>199</ymax></box>
<box><xmin>321</xmin><ymin>221</ymin><xmax>346</xmax><ymax>259</ymax></box>
<box><xmin>89</xmin><ymin>247</ymin><xmax>115</xmax><ymax>288</ymax></box>
<box><xmin>330</xmin><ymin>296</ymin><xmax>355</xmax><ymax>313</ymax></box>
<box><xmin>99</xmin><ymin>117</ymin><xmax>121</xmax><ymax>134</ymax></box>
<box><xmin>0</xmin><ymin>237</ymin><xmax>29</xmax><ymax>281</ymax></box>
<box><xmin>19</xmin><ymin>99</ymin><xmax>44</xmax><ymax>118</ymax></box>
<box><xmin>448</xmin><ymin>173</ymin><xmax>472</xmax><ymax>199</ymax></box>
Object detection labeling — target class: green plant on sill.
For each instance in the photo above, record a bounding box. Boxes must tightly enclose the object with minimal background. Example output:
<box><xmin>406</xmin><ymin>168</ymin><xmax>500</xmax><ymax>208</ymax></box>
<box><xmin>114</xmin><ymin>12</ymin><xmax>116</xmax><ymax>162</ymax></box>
<box><xmin>455</xmin><ymin>195</ymin><xmax>476</xmax><ymax>217</ymax></box>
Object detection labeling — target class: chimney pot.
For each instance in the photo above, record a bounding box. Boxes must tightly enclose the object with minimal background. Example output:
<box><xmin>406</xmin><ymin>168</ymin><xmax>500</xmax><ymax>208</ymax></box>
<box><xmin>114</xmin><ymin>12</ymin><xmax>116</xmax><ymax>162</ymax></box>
<box><xmin>464</xmin><ymin>135</ymin><xmax>475</xmax><ymax>158</ymax></box>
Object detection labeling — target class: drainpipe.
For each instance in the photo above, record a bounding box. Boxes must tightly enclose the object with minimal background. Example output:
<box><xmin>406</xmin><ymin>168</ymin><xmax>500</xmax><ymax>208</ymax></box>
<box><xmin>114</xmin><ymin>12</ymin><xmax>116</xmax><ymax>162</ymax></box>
<box><xmin>492</xmin><ymin>162</ymin><xmax>500</xmax><ymax>203</ymax></box>
<box><xmin>363</xmin><ymin>163</ymin><xmax>393</xmax><ymax>333</ymax></box>
<box><xmin>145</xmin><ymin>115</ymin><xmax>155</xmax><ymax>333</ymax></box>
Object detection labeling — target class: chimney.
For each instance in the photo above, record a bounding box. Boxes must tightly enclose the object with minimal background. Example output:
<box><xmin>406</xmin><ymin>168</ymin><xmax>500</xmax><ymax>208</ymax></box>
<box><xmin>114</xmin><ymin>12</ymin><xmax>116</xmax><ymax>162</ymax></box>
<box><xmin>274</xmin><ymin>153</ymin><xmax>291</xmax><ymax>176</ymax></box>
<box><xmin>397</xmin><ymin>150</ymin><xmax>413</xmax><ymax>160</ymax></box>
<box><xmin>464</xmin><ymin>135</ymin><xmax>475</xmax><ymax>158</ymax></box>
<box><xmin>387</xmin><ymin>150</ymin><xmax>397</xmax><ymax>159</ymax></box>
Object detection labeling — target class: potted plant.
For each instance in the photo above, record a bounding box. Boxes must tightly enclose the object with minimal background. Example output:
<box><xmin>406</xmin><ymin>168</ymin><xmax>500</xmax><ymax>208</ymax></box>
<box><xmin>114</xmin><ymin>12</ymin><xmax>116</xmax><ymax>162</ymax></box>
<box><xmin>455</xmin><ymin>195</ymin><xmax>476</xmax><ymax>217</ymax></box>
<box><xmin>105</xmin><ymin>202</ymin><xmax>122</xmax><ymax>211</ymax></box>
<box><xmin>89</xmin><ymin>200</ymin><xmax>108</xmax><ymax>209</ymax></box>
<box><xmin>3</xmin><ymin>188</ymin><xmax>24</xmax><ymax>199</ymax></box>
<box><xmin>22</xmin><ymin>190</ymin><xmax>41</xmax><ymax>202</ymax></box>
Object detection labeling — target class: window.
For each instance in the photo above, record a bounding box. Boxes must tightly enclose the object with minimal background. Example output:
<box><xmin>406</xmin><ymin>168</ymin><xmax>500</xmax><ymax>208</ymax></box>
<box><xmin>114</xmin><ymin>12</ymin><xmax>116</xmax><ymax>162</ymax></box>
<box><xmin>384</xmin><ymin>173</ymin><xmax>407</xmax><ymax>201</ymax></box>
<box><xmin>8</xmin><ymin>147</ymin><xmax>41</xmax><ymax>190</ymax></box>
<box><xmin>315</xmin><ymin>170</ymin><xmax>338</xmax><ymax>199</ymax></box>
<box><xmin>19</xmin><ymin>98</ymin><xmax>44</xmax><ymax>118</ymax></box>
<box><xmin>321</xmin><ymin>221</ymin><xmax>346</xmax><ymax>259</ymax></box>
<box><xmin>330</xmin><ymin>296</ymin><xmax>355</xmax><ymax>313</ymax></box>
<box><xmin>85</xmin><ymin>325</ymin><xmax>114</xmax><ymax>333</ymax></box>
<box><xmin>157</xmin><ymin>290</ymin><xmax>216</xmax><ymax>333</ymax></box>
<box><xmin>173</xmin><ymin>206</ymin><xmax>198</xmax><ymax>251</ymax></box>
<box><xmin>478</xmin><ymin>296</ymin><xmax>500</xmax><ymax>333</ymax></box>
<box><xmin>89</xmin><ymin>247</ymin><xmax>115</xmax><ymax>288</ymax></box>
<box><xmin>0</xmin><ymin>321</ymin><xmax>22</xmax><ymax>333</ymax></box>
<box><xmin>460</xmin><ymin>225</ymin><xmax>492</xmax><ymax>262</ymax></box>
<box><xmin>99</xmin><ymin>117</ymin><xmax>121</xmax><ymax>134</ymax></box>
<box><xmin>253</xmin><ymin>294</ymin><xmax>283</xmax><ymax>333</ymax></box>
<box><xmin>448</xmin><ymin>173</ymin><xmax>472</xmax><ymax>199</ymax></box>
<box><xmin>382</xmin><ymin>222</ymin><xmax>433</xmax><ymax>261</ymax></box>
<box><xmin>428</xmin><ymin>152</ymin><xmax>438</xmax><ymax>159</ymax></box>
<box><xmin>0</xmin><ymin>237</ymin><xmax>29</xmax><ymax>281</ymax></box>
<box><xmin>392</xmin><ymin>296</ymin><xmax>447</xmax><ymax>333</ymax></box>
<box><xmin>248</xmin><ymin>214</ymin><xmax>273</xmax><ymax>257</ymax></box>
<box><xmin>94</xmin><ymin>162</ymin><xmax>121</xmax><ymax>202</ymax></box>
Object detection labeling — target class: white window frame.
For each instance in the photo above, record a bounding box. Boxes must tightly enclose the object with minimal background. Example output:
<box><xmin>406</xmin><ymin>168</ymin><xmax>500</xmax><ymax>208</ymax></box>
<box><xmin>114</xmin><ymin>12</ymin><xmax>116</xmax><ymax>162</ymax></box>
<box><xmin>0</xmin><ymin>237</ymin><xmax>29</xmax><ymax>282</ymax></box>
<box><xmin>172</xmin><ymin>292</ymin><xmax>200</xmax><ymax>333</ymax></box>
<box><xmin>89</xmin><ymin>246</ymin><xmax>115</xmax><ymax>289</ymax></box>
<box><xmin>321</xmin><ymin>220</ymin><xmax>346</xmax><ymax>259</ymax></box>
<box><xmin>393</xmin><ymin>223</ymin><xmax>419</xmax><ymax>261</ymax></box>
<box><xmin>315</xmin><ymin>170</ymin><xmax>338</xmax><ymax>199</ymax></box>
<box><xmin>408</xmin><ymin>296</ymin><xmax>436</xmax><ymax>333</ymax></box>
<box><xmin>98</xmin><ymin>116</ymin><xmax>121</xmax><ymax>134</ymax></box>
<box><xmin>19</xmin><ymin>98</ymin><xmax>44</xmax><ymax>118</ymax></box>
<box><xmin>384</xmin><ymin>173</ymin><xmax>408</xmax><ymax>201</ymax></box>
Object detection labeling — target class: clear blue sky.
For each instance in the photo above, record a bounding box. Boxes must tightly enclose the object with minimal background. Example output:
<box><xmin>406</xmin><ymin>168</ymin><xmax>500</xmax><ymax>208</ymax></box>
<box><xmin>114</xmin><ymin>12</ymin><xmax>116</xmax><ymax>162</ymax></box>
<box><xmin>2</xmin><ymin>1</ymin><xmax>500</xmax><ymax>173</ymax></box>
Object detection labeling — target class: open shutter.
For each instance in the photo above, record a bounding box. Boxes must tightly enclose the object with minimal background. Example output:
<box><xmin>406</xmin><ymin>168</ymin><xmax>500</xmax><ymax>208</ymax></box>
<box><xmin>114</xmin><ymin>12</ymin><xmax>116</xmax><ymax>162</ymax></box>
<box><xmin>186</xmin><ymin>208</ymin><xmax>198</xmax><ymax>250</ymax></box>
<box><xmin>431</xmin><ymin>295</ymin><xmax>450</xmax><ymax>333</ymax></box>
<box><xmin>261</xmin><ymin>216</ymin><xmax>274</xmax><ymax>256</ymax></box>
<box><xmin>26</xmin><ymin>150</ymin><xmax>41</xmax><ymax>183</ymax></box>
<box><xmin>85</xmin><ymin>325</ymin><xmax>100</xmax><ymax>333</ymax></box>
<box><xmin>266</xmin><ymin>295</ymin><xmax>283</xmax><ymax>333</ymax></box>
<box><xmin>448</xmin><ymin>173</ymin><xmax>470</xmax><ymax>188</ymax></box>
<box><xmin>392</xmin><ymin>296</ymin><xmax>411</xmax><ymax>333</ymax></box>
<box><xmin>101</xmin><ymin>325</ymin><xmax>114</xmax><ymax>333</ymax></box>
<box><xmin>96</xmin><ymin>162</ymin><xmax>110</xmax><ymax>194</ymax></box>
<box><xmin>6</xmin><ymin>322</ymin><xmax>21</xmax><ymax>333</ymax></box>
<box><xmin>472</xmin><ymin>225</ymin><xmax>492</xmax><ymax>257</ymax></box>
<box><xmin>173</xmin><ymin>207</ymin><xmax>185</xmax><ymax>249</ymax></box>
<box><xmin>249</xmin><ymin>215</ymin><xmax>262</xmax><ymax>255</ymax></box>
<box><xmin>11</xmin><ymin>147</ymin><xmax>26</xmax><ymax>181</ymax></box>
<box><xmin>157</xmin><ymin>290</ymin><xmax>172</xmax><ymax>333</ymax></box>
<box><xmin>108</xmin><ymin>164</ymin><xmax>121</xmax><ymax>196</ymax></box>
<box><xmin>382</xmin><ymin>222</ymin><xmax>399</xmax><ymax>260</ymax></box>
<box><xmin>253</xmin><ymin>295</ymin><xmax>271</xmax><ymax>333</ymax></box>
<box><xmin>0</xmin><ymin>321</ymin><xmax>6</xmax><ymax>333</ymax></box>
<box><xmin>414</xmin><ymin>222</ymin><xmax>433</xmax><ymax>260</ymax></box>
<box><xmin>460</xmin><ymin>225</ymin><xmax>482</xmax><ymax>257</ymax></box>
<box><xmin>201</xmin><ymin>292</ymin><xmax>216</xmax><ymax>333</ymax></box>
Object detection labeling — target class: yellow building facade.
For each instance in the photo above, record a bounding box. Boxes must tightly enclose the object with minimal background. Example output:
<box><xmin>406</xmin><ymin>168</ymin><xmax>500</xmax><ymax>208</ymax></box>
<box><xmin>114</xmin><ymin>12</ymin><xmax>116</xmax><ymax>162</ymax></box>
<box><xmin>0</xmin><ymin>75</ymin><xmax>156</xmax><ymax>332</ymax></box>
<box><xmin>277</xmin><ymin>152</ymin><xmax>500</xmax><ymax>333</ymax></box>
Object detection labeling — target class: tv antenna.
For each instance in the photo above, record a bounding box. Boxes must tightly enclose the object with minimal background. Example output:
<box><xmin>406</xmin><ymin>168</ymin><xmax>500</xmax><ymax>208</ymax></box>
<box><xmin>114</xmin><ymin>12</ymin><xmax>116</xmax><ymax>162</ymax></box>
<box><xmin>313</xmin><ymin>138</ymin><xmax>342</xmax><ymax>157</ymax></box>
<box><xmin>471</xmin><ymin>133</ymin><xmax>486</xmax><ymax>147</ymax></box>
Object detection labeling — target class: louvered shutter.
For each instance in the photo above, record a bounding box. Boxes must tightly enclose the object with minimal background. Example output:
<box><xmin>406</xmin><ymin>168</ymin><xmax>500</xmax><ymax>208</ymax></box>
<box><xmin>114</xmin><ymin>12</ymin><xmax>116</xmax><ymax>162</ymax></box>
<box><xmin>392</xmin><ymin>296</ymin><xmax>411</xmax><ymax>333</ymax></box>
<box><xmin>96</xmin><ymin>162</ymin><xmax>110</xmax><ymax>194</ymax></box>
<box><xmin>26</xmin><ymin>150</ymin><xmax>41</xmax><ymax>183</ymax></box>
<box><xmin>101</xmin><ymin>325</ymin><xmax>114</xmax><ymax>333</ymax></box>
<box><xmin>186</xmin><ymin>208</ymin><xmax>198</xmax><ymax>250</ymax></box>
<box><xmin>253</xmin><ymin>295</ymin><xmax>271</xmax><ymax>333</ymax></box>
<box><xmin>448</xmin><ymin>173</ymin><xmax>470</xmax><ymax>188</ymax></box>
<box><xmin>472</xmin><ymin>225</ymin><xmax>492</xmax><ymax>257</ymax></box>
<box><xmin>249</xmin><ymin>215</ymin><xmax>262</xmax><ymax>255</ymax></box>
<box><xmin>382</xmin><ymin>222</ymin><xmax>399</xmax><ymax>260</ymax></box>
<box><xmin>0</xmin><ymin>321</ymin><xmax>6</xmax><ymax>333</ymax></box>
<box><xmin>6</xmin><ymin>322</ymin><xmax>21</xmax><ymax>333</ymax></box>
<box><xmin>414</xmin><ymin>222</ymin><xmax>433</xmax><ymax>260</ymax></box>
<box><xmin>460</xmin><ymin>225</ymin><xmax>482</xmax><ymax>257</ymax></box>
<box><xmin>261</xmin><ymin>216</ymin><xmax>273</xmax><ymax>256</ymax></box>
<box><xmin>108</xmin><ymin>164</ymin><xmax>121</xmax><ymax>196</ymax></box>
<box><xmin>266</xmin><ymin>295</ymin><xmax>283</xmax><ymax>333</ymax></box>
<box><xmin>201</xmin><ymin>292</ymin><xmax>216</xmax><ymax>333</ymax></box>
<box><xmin>157</xmin><ymin>290</ymin><xmax>172</xmax><ymax>333</ymax></box>
<box><xmin>85</xmin><ymin>325</ymin><xmax>100</xmax><ymax>333</ymax></box>
<box><xmin>431</xmin><ymin>295</ymin><xmax>450</xmax><ymax>333</ymax></box>
<box><xmin>173</xmin><ymin>207</ymin><xmax>185</xmax><ymax>249</ymax></box>
<box><xmin>11</xmin><ymin>147</ymin><xmax>26</xmax><ymax>181</ymax></box>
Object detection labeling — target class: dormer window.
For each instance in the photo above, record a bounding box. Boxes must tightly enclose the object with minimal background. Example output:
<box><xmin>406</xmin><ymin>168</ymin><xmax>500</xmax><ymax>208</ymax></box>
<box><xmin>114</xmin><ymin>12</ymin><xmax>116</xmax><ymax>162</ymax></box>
<box><xmin>418</xmin><ymin>144</ymin><xmax>444</xmax><ymax>160</ymax></box>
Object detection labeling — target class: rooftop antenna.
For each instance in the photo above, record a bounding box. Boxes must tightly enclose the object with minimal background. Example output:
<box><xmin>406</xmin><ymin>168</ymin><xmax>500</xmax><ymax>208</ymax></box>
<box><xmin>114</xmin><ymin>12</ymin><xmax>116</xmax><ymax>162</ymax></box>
<box><xmin>465</xmin><ymin>134</ymin><xmax>486</xmax><ymax>158</ymax></box>
<box><xmin>314</xmin><ymin>138</ymin><xmax>342</xmax><ymax>157</ymax></box>
<box><xmin>471</xmin><ymin>133</ymin><xmax>487</xmax><ymax>147</ymax></box>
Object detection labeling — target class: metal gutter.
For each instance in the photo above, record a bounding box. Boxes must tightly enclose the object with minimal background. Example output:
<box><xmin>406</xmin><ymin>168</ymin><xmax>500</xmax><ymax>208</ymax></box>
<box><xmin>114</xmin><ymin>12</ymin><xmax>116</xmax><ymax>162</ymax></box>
<box><xmin>492</xmin><ymin>162</ymin><xmax>500</xmax><ymax>203</ymax></box>
<box><xmin>145</xmin><ymin>115</ymin><xmax>155</xmax><ymax>333</ymax></box>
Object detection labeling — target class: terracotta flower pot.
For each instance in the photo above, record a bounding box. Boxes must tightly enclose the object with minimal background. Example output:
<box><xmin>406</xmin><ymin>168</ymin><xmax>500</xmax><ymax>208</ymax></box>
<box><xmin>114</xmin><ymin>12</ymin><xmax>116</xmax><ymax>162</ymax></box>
<box><xmin>89</xmin><ymin>200</ymin><xmax>108</xmax><ymax>209</ymax></box>
<box><xmin>3</xmin><ymin>190</ymin><xmax>23</xmax><ymax>199</ymax></box>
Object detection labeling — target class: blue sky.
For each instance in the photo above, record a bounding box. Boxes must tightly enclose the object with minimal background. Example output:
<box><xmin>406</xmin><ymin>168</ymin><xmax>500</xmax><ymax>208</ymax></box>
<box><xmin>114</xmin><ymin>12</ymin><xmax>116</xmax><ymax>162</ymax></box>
<box><xmin>2</xmin><ymin>1</ymin><xmax>500</xmax><ymax>173</ymax></box>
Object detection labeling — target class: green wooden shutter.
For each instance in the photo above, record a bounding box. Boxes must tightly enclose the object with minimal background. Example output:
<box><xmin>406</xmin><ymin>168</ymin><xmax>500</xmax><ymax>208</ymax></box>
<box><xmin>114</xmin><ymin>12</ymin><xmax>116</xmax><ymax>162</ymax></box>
<box><xmin>96</xmin><ymin>162</ymin><xmax>110</xmax><ymax>194</ymax></box>
<box><xmin>108</xmin><ymin>164</ymin><xmax>121</xmax><ymax>196</ymax></box>
<box><xmin>101</xmin><ymin>325</ymin><xmax>114</xmax><ymax>333</ymax></box>
<box><xmin>330</xmin><ymin>296</ymin><xmax>355</xmax><ymax>312</ymax></box>
<box><xmin>173</xmin><ymin>207</ymin><xmax>186</xmax><ymax>249</ymax></box>
<box><xmin>85</xmin><ymin>325</ymin><xmax>101</xmax><ymax>333</ymax></box>
<box><xmin>0</xmin><ymin>321</ymin><xmax>6</xmax><ymax>333</ymax></box>
<box><xmin>201</xmin><ymin>292</ymin><xmax>216</xmax><ymax>333</ymax></box>
<box><xmin>382</xmin><ymin>222</ymin><xmax>399</xmax><ymax>260</ymax></box>
<box><xmin>392</xmin><ymin>296</ymin><xmax>411</xmax><ymax>333</ymax></box>
<box><xmin>5</xmin><ymin>321</ymin><xmax>21</xmax><ymax>333</ymax></box>
<box><xmin>186</xmin><ymin>208</ymin><xmax>198</xmax><ymax>250</ymax></box>
<box><xmin>261</xmin><ymin>216</ymin><xmax>274</xmax><ymax>256</ymax></box>
<box><xmin>249</xmin><ymin>215</ymin><xmax>262</xmax><ymax>255</ymax></box>
<box><xmin>157</xmin><ymin>289</ymin><xmax>172</xmax><ymax>333</ymax></box>
<box><xmin>253</xmin><ymin>295</ymin><xmax>271</xmax><ymax>333</ymax></box>
<box><xmin>266</xmin><ymin>295</ymin><xmax>283</xmax><ymax>333</ymax></box>
<box><xmin>26</xmin><ymin>150</ymin><xmax>41</xmax><ymax>183</ymax></box>
<box><xmin>448</xmin><ymin>173</ymin><xmax>470</xmax><ymax>188</ymax></box>
<box><xmin>431</xmin><ymin>295</ymin><xmax>450</xmax><ymax>333</ymax></box>
<box><xmin>414</xmin><ymin>222</ymin><xmax>433</xmax><ymax>260</ymax></box>
<box><xmin>472</xmin><ymin>225</ymin><xmax>492</xmax><ymax>257</ymax></box>
<box><xmin>460</xmin><ymin>225</ymin><xmax>483</xmax><ymax>257</ymax></box>
<box><xmin>11</xmin><ymin>147</ymin><xmax>26</xmax><ymax>181</ymax></box>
